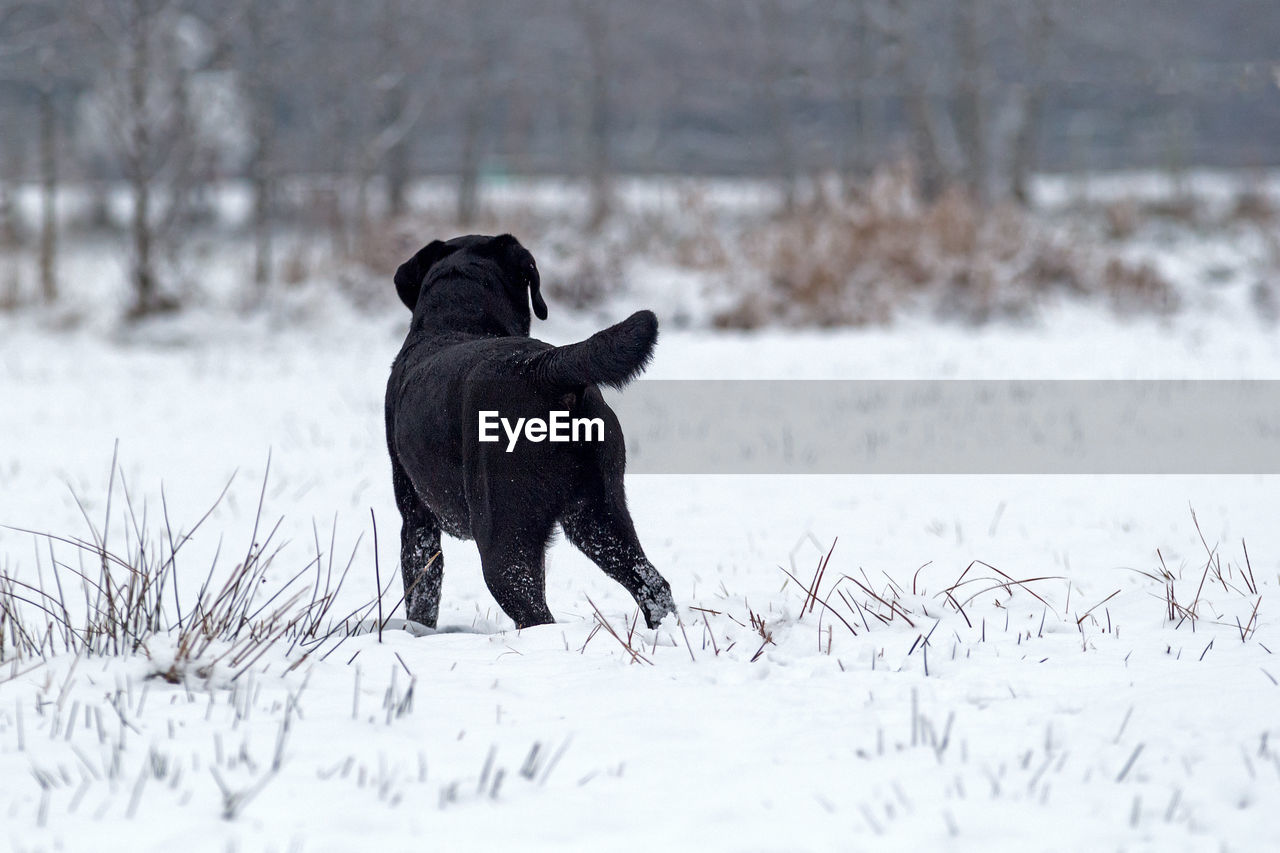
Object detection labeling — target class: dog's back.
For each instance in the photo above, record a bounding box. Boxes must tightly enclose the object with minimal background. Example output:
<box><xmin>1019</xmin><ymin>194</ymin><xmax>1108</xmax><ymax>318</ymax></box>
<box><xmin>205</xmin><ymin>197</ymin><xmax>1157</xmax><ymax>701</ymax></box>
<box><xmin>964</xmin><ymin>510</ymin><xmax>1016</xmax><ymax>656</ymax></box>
<box><xmin>385</xmin><ymin>234</ymin><xmax>675</xmax><ymax>630</ymax></box>
<box><xmin>388</xmin><ymin>308</ymin><xmax>657</xmax><ymax>534</ymax></box>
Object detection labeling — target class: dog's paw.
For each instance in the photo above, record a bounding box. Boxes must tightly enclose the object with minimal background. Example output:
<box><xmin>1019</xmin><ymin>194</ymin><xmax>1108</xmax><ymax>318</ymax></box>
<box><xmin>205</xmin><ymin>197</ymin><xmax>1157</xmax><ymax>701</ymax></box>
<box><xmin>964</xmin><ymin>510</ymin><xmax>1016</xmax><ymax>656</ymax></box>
<box><xmin>641</xmin><ymin>589</ymin><xmax>678</xmax><ymax>630</ymax></box>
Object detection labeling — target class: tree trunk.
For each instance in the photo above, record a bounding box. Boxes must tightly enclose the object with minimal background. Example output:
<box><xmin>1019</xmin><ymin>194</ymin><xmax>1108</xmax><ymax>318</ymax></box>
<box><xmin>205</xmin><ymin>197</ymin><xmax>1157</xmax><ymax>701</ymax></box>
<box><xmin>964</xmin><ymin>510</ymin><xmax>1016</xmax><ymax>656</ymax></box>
<box><xmin>127</xmin><ymin>0</ymin><xmax>157</xmax><ymax>317</ymax></box>
<box><xmin>385</xmin><ymin>134</ymin><xmax>409</xmax><ymax>218</ymax></box>
<box><xmin>383</xmin><ymin>82</ymin><xmax>410</xmax><ymax>218</ymax></box>
<box><xmin>586</xmin><ymin>65</ymin><xmax>611</xmax><ymax>229</ymax></box>
<box><xmin>954</xmin><ymin>0</ymin><xmax>986</xmax><ymax>203</ymax></box>
<box><xmin>0</xmin><ymin>172</ymin><xmax>17</xmax><ymax>310</ymax></box>
<box><xmin>456</xmin><ymin>4</ymin><xmax>489</xmax><ymax>227</ymax></box>
<box><xmin>249</xmin><ymin>69</ymin><xmax>273</xmax><ymax>288</ymax></box>
<box><xmin>242</xmin><ymin>0</ymin><xmax>276</xmax><ymax>289</ymax></box>
<box><xmin>1010</xmin><ymin>86</ymin><xmax>1045</xmax><ymax>207</ymax></box>
<box><xmin>579</xmin><ymin>0</ymin><xmax>613</xmax><ymax>230</ymax></box>
<box><xmin>839</xmin><ymin>0</ymin><xmax>875</xmax><ymax>196</ymax></box>
<box><xmin>852</xmin><ymin>0</ymin><xmax>874</xmax><ymax>179</ymax></box>
<box><xmin>38</xmin><ymin>86</ymin><xmax>58</xmax><ymax>304</ymax></box>
<box><xmin>131</xmin><ymin>174</ymin><xmax>156</xmax><ymax>314</ymax></box>
<box><xmin>381</xmin><ymin>0</ymin><xmax>410</xmax><ymax>219</ymax></box>
<box><xmin>1011</xmin><ymin>0</ymin><xmax>1052</xmax><ymax>206</ymax></box>
<box><xmin>132</xmin><ymin>173</ymin><xmax>155</xmax><ymax>313</ymax></box>
<box><xmin>250</xmin><ymin>144</ymin><xmax>272</xmax><ymax>287</ymax></box>
<box><xmin>761</xmin><ymin>0</ymin><xmax>796</xmax><ymax>212</ymax></box>
<box><xmin>887</xmin><ymin>0</ymin><xmax>947</xmax><ymax>201</ymax></box>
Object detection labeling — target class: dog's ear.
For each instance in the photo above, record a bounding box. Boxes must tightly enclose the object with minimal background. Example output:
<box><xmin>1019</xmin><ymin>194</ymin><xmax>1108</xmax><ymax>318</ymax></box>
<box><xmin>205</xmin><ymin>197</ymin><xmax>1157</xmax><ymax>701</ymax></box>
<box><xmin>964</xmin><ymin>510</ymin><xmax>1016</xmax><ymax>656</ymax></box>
<box><xmin>488</xmin><ymin>234</ymin><xmax>548</xmax><ymax>321</ymax></box>
<box><xmin>395</xmin><ymin>240</ymin><xmax>458</xmax><ymax>311</ymax></box>
<box><xmin>528</xmin><ymin>261</ymin><xmax>548</xmax><ymax>321</ymax></box>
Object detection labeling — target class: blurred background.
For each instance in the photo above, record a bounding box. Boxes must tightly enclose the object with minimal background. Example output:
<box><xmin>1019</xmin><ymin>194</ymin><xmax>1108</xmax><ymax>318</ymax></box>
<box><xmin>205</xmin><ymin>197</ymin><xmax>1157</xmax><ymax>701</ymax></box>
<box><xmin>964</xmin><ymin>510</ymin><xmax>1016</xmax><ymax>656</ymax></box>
<box><xmin>7</xmin><ymin>10</ymin><xmax>1280</xmax><ymax>852</ymax></box>
<box><xmin>0</xmin><ymin>0</ymin><xmax>1277</xmax><ymax>327</ymax></box>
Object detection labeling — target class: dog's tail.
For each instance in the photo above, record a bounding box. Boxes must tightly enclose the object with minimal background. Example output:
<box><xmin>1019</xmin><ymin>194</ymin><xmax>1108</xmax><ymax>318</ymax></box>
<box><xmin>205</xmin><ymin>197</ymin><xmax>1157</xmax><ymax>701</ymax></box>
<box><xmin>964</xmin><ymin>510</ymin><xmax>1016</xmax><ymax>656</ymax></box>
<box><xmin>527</xmin><ymin>310</ymin><xmax>658</xmax><ymax>392</ymax></box>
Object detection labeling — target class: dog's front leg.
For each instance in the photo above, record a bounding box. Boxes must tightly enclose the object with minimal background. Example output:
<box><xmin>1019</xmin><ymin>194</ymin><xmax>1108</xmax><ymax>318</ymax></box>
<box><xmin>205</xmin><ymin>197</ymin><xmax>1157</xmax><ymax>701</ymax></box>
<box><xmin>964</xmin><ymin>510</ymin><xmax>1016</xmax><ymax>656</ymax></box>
<box><xmin>402</xmin><ymin>519</ymin><xmax>443</xmax><ymax>628</ymax></box>
<box><xmin>393</xmin><ymin>462</ymin><xmax>444</xmax><ymax>628</ymax></box>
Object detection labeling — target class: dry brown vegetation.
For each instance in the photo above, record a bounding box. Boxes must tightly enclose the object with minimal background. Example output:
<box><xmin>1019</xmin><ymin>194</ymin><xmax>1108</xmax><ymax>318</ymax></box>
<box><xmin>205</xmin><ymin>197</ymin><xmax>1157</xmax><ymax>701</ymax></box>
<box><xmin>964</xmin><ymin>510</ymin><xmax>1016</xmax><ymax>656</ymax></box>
<box><xmin>716</xmin><ymin>169</ymin><xmax>1181</xmax><ymax>329</ymax></box>
<box><xmin>331</xmin><ymin>165</ymin><xmax>1280</xmax><ymax>329</ymax></box>
<box><xmin>0</xmin><ymin>454</ymin><xmax>394</xmax><ymax>679</ymax></box>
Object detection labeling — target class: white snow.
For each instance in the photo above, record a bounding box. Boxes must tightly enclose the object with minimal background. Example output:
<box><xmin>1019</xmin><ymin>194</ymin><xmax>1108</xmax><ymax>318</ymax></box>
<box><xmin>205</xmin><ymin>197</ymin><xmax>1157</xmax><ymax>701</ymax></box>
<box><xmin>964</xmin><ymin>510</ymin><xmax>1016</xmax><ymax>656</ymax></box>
<box><xmin>2</xmin><ymin>203</ymin><xmax>1279</xmax><ymax>851</ymax></box>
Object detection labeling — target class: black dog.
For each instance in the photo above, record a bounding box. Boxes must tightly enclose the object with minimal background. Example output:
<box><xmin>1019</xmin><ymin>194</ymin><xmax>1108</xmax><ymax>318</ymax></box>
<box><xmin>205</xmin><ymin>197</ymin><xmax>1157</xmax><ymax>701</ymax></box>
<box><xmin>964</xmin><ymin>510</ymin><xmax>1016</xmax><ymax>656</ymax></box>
<box><xmin>385</xmin><ymin>234</ymin><xmax>676</xmax><ymax>630</ymax></box>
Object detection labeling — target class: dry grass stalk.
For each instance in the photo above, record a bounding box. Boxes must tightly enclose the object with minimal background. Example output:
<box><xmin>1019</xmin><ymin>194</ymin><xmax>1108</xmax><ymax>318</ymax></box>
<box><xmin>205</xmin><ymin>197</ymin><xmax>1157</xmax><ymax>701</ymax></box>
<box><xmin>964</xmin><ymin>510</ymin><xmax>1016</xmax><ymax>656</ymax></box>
<box><xmin>0</xmin><ymin>456</ymin><xmax>392</xmax><ymax>680</ymax></box>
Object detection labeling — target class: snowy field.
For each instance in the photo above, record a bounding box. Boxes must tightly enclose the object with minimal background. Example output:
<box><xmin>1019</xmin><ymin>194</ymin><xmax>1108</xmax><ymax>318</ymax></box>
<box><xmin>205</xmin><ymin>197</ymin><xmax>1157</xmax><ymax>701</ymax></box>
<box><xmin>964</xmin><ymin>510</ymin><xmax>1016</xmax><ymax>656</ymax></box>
<box><xmin>3</xmin><ymin>217</ymin><xmax>1280</xmax><ymax>850</ymax></box>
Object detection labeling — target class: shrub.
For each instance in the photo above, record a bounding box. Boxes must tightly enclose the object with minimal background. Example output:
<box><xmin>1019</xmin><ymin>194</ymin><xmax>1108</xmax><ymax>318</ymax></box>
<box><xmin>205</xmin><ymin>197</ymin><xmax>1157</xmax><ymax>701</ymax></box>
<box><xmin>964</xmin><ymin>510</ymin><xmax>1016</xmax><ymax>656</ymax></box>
<box><xmin>715</xmin><ymin>167</ymin><xmax>1181</xmax><ymax>329</ymax></box>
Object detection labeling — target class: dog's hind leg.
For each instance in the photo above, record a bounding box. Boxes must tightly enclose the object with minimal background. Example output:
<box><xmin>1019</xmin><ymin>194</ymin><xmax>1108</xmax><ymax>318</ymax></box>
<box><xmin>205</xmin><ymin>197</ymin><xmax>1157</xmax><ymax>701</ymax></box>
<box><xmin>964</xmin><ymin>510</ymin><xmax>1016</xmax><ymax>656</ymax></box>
<box><xmin>477</xmin><ymin>534</ymin><xmax>556</xmax><ymax>630</ymax></box>
<box><xmin>561</xmin><ymin>490</ymin><xmax>675</xmax><ymax>630</ymax></box>
<box><xmin>393</xmin><ymin>460</ymin><xmax>444</xmax><ymax>628</ymax></box>
<box><xmin>465</xmin><ymin>455</ymin><xmax>558</xmax><ymax>629</ymax></box>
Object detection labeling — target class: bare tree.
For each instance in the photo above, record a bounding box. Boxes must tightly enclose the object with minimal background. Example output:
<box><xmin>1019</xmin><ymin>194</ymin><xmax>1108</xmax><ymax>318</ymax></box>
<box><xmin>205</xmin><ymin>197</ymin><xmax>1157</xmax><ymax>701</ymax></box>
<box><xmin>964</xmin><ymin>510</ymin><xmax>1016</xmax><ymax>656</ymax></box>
<box><xmin>0</xmin><ymin>139</ymin><xmax>19</xmax><ymax>309</ymax></box>
<box><xmin>76</xmin><ymin>0</ymin><xmax>218</xmax><ymax>318</ymax></box>
<box><xmin>234</xmin><ymin>0</ymin><xmax>288</xmax><ymax>289</ymax></box>
<box><xmin>378</xmin><ymin>0</ymin><xmax>415</xmax><ymax>219</ymax></box>
<box><xmin>828</xmin><ymin>0</ymin><xmax>881</xmax><ymax>195</ymax></box>
<box><xmin>0</xmin><ymin>0</ymin><xmax>74</xmax><ymax>305</ymax></box>
<box><xmin>36</xmin><ymin>59</ymin><xmax>56</xmax><ymax>302</ymax></box>
<box><xmin>291</xmin><ymin>0</ymin><xmax>353</xmax><ymax>258</ymax></box>
<box><xmin>337</xmin><ymin>0</ymin><xmax>425</xmax><ymax>239</ymax></box>
<box><xmin>884</xmin><ymin>0</ymin><xmax>947</xmax><ymax>200</ymax></box>
<box><xmin>1010</xmin><ymin>0</ymin><xmax>1053</xmax><ymax>205</ymax></box>
<box><xmin>574</xmin><ymin>0</ymin><xmax>614</xmax><ymax>230</ymax></box>
<box><xmin>0</xmin><ymin>0</ymin><xmax>1254</xmax><ymax>274</ymax></box>
<box><xmin>752</xmin><ymin>0</ymin><xmax>799</xmax><ymax>211</ymax></box>
<box><xmin>122</xmin><ymin>0</ymin><xmax>164</xmax><ymax>315</ymax></box>
<box><xmin>455</xmin><ymin>2</ymin><xmax>492</xmax><ymax>227</ymax></box>
<box><xmin>952</xmin><ymin>0</ymin><xmax>986</xmax><ymax>202</ymax></box>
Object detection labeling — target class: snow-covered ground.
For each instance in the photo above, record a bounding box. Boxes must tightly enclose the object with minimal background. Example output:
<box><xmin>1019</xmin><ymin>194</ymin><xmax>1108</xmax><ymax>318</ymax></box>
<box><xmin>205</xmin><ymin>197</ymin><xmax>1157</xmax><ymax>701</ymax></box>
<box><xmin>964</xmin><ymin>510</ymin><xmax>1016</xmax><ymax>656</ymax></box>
<box><xmin>3</xmin><ymin>296</ymin><xmax>1279</xmax><ymax>851</ymax></box>
<box><xmin>2</xmin><ymin>183</ymin><xmax>1280</xmax><ymax>850</ymax></box>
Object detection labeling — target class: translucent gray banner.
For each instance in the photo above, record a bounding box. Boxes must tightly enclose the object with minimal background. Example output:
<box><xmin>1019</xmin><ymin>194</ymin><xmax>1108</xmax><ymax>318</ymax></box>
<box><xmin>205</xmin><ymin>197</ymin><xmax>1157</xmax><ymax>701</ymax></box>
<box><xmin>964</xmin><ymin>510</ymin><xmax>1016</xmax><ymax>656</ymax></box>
<box><xmin>600</xmin><ymin>381</ymin><xmax>1280</xmax><ymax>474</ymax></box>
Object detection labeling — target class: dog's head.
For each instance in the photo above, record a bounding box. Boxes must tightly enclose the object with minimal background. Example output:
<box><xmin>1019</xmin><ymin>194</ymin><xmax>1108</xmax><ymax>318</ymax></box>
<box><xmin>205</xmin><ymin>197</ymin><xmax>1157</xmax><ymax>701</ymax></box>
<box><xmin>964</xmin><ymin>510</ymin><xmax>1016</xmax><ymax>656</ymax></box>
<box><xmin>394</xmin><ymin>234</ymin><xmax>547</xmax><ymax>335</ymax></box>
